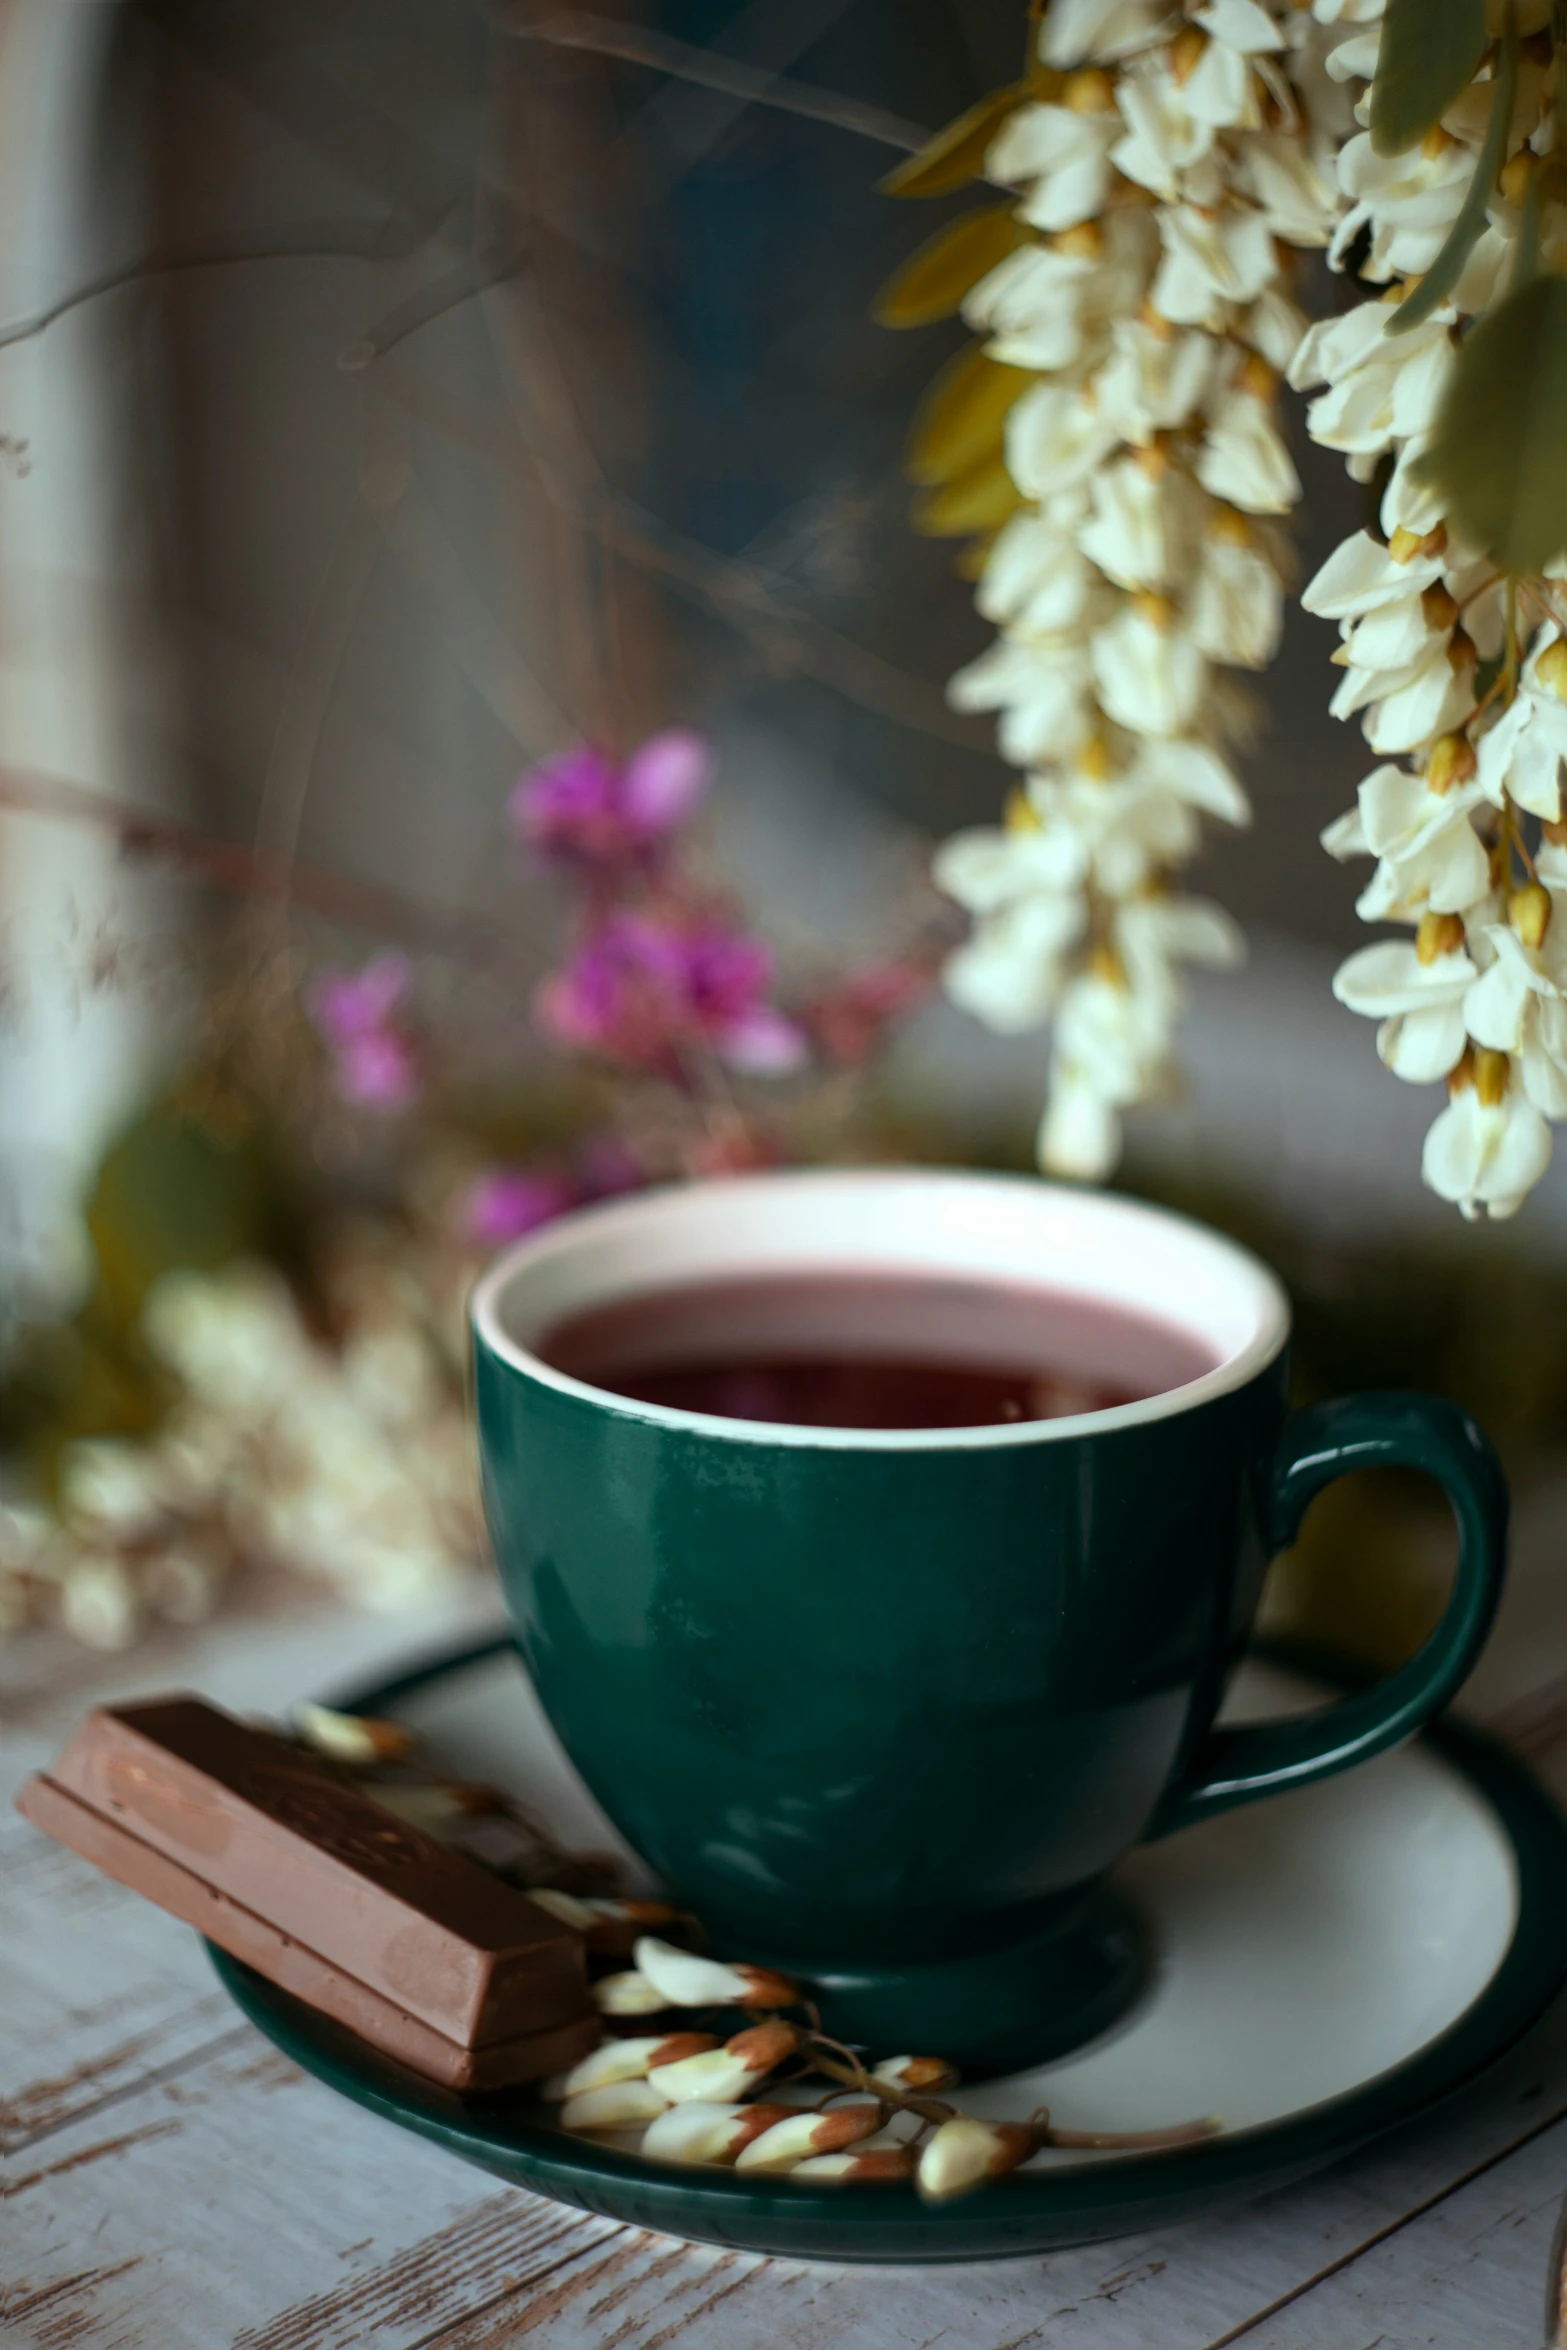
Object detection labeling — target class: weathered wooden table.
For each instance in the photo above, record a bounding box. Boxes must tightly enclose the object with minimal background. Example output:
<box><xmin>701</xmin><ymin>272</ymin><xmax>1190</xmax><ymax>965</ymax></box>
<box><xmin>7</xmin><ymin>1580</ymin><xmax>1567</xmax><ymax>2350</ymax></box>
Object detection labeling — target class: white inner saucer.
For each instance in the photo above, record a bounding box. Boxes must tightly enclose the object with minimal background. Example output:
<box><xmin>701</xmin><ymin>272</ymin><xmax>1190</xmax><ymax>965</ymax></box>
<box><xmin>390</xmin><ymin>1650</ymin><xmax>1518</xmax><ymax>2163</ymax></box>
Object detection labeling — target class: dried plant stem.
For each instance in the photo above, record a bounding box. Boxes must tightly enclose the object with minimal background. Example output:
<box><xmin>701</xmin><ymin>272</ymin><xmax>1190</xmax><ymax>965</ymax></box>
<box><xmin>0</xmin><ymin>765</ymin><xmax>515</xmax><ymax>958</ymax></box>
<box><xmin>378</xmin><ymin>363</ymin><xmax>987</xmax><ymax>750</ymax></box>
<box><xmin>488</xmin><ymin>8</ymin><xmax>928</xmax><ymax>153</ymax></box>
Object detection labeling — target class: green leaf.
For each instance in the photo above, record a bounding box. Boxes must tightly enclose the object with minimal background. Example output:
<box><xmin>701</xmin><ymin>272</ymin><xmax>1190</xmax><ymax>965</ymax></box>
<box><xmin>910</xmin><ymin>448</ymin><xmax>1021</xmax><ymax>537</ymax></box>
<box><xmin>1369</xmin><ymin>0</ymin><xmax>1487</xmax><ymax>157</ymax></box>
<box><xmin>905</xmin><ymin>344</ymin><xmax>1032</xmax><ymax>485</ymax></box>
<box><xmin>1388</xmin><ymin>19</ymin><xmax>1516</xmax><ymax>333</ymax></box>
<box><xmin>1416</xmin><ymin>272</ymin><xmax>1567</xmax><ymax>572</ymax></box>
<box><xmin>873</xmin><ymin>209</ymin><xmax>1030</xmax><ymax>329</ymax></box>
<box><xmin>879</xmin><ymin>84</ymin><xmax>1027</xmax><ymax>199</ymax></box>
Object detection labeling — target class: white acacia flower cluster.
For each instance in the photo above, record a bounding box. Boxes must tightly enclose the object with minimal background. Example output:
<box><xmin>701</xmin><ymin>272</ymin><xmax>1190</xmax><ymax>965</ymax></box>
<box><xmin>0</xmin><ymin>1254</ymin><xmax>482</xmax><ymax>1649</ymax></box>
<box><xmin>933</xmin><ymin>0</ymin><xmax>1348</xmax><ymax>1177</ymax></box>
<box><xmin>1303</xmin><ymin>0</ymin><xmax>1567</xmax><ymax>1217</ymax></box>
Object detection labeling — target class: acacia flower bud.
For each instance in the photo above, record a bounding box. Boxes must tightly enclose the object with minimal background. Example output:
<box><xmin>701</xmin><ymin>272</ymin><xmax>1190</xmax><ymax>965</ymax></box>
<box><xmin>592</xmin><ymin>1970</ymin><xmax>671</xmax><ymax>2016</ymax></box>
<box><xmin>640</xmin><ymin>2099</ymin><xmax>797</xmax><ymax>2166</ymax></box>
<box><xmin>651</xmin><ymin>2018</ymin><xmax>800</xmax><ymax>2104</ymax></box>
<box><xmin>872</xmin><ymin>2054</ymin><xmax>961</xmax><ymax>2094</ymax></box>
<box><xmin>1421</xmin><ymin>583</ymin><xmax>1459</xmax><ymax>633</ymax></box>
<box><xmin>553</xmin><ymin>2031</ymin><xmax>717</xmax><ymax>2100</ymax></box>
<box><xmin>1209</xmin><ymin>505</ymin><xmax>1253</xmax><ymax>547</ymax></box>
<box><xmin>631</xmin><ymin>1935</ymin><xmax>800</xmax><ymax>2010</ymax></box>
<box><xmin>1510</xmin><ymin>884</ymin><xmax>1551</xmax><ymax>948</ymax></box>
<box><xmin>916</xmin><ymin>2116</ymin><xmax>1036</xmax><ymax>2201</ymax></box>
<box><xmin>1389</xmin><ymin>524</ymin><xmax>1447</xmax><ymax>565</ymax></box>
<box><xmin>1170</xmin><ymin>25</ymin><xmax>1205</xmax><ymax>83</ymax></box>
<box><xmin>1426</xmin><ymin>733</ymin><xmax>1476</xmax><ymax>794</ymax></box>
<box><xmin>1237</xmin><ymin>352</ymin><xmax>1276</xmax><ymax>401</ymax></box>
<box><xmin>1415</xmin><ymin>910</ymin><xmax>1467</xmax><ymax>964</ymax></box>
<box><xmin>734</xmin><ymin>2102</ymin><xmax>884</xmax><ymax>2173</ymax></box>
<box><xmin>1446</xmin><ymin>629</ymin><xmax>1477</xmax><ymax>674</ymax></box>
<box><xmin>1063</xmin><ymin>67</ymin><xmax>1114</xmax><ymax>111</ymax></box>
<box><xmin>1053</xmin><ymin>221</ymin><xmax>1103</xmax><ymax>260</ymax></box>
<box><xmin>1475</xmin><ymin>1047</ymin><xmax>1510</xmax><ymax>1108</ymax></box>
<box><xmin>1500</xmin><ymin>150</ymin><xmax>1535</xmax><ymax>207</ymax></box>
<box><xmin>560</xmin><ymin>2077</ymin><xmax>672</xmax><ymax>2131</ymax></box>
<box><xmin>1538</xmin><ymin>641</ymin><xmax>1567</xmax><ymax>702</ymax></box>
<box><xmin>792</xmin><ymin>2147</ymin><xmax>919</xmax><ymax>2182</ymax></box>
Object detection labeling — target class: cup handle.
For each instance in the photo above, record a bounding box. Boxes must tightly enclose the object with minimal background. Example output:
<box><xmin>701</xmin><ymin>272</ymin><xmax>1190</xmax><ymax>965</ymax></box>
<box><xmin>1151</xmin><ymin>1392</ymin><xmax>1509</xmax><ymax>1840</ymax></box>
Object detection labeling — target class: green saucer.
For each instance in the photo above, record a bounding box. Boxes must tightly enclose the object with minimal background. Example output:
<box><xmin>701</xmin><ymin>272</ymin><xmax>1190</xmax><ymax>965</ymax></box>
<box><xmin>206</xmin><ymin>1638</ymin><xmax>1567</xmax><ymax>2262</ymax></box>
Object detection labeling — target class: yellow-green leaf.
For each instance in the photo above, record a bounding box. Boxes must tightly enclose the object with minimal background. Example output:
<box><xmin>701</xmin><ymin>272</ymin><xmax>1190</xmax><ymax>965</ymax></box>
<box><xmin>905</xmin><ymin>344</ymin><xmax>1032</xmax><ymax>485</ymax></box>
<box><xmin>912</xmin><ymin>449</ymin><xmax>1021</xmax><ymax>537</ymax></box>
<box><xmin>879</xmin><ymin>84</ymin><xmax>1028</xmax><ymax>199</ymax></box>
<box><xmin>1416</xmin><ymin>272</ymin><xmax>1567</xmax><ymax>572</ymax></box>
<box><xmin>1388</xmin><ymin>11</ymin><xmax>1515</xmax><ymax>332</ymax></box>
<box><xmin>874</xmin><ymin>209</ymin><xmax>1030</xmax><ymax>329</ymax></box>
<box><xmin>1369</xmin><ymin>0</ymin><xmax>1486</xmax><ymax>158</ymax></box>
<box><xmin>954</xmin><ymin>532</ymin><xmax>998</xmax><ymax>580</ymax></box>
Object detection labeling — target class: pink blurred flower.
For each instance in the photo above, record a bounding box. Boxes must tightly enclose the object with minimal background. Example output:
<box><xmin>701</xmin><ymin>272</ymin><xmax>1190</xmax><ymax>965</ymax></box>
<box><xmin>308</xmin><ymin>955</ymin><xmax>420</xmax><ymax>1109</ymax></box>
<box><xmin>536</xmin><ymin>911</ymin><xmax>807</xmax><ymax>1077</ymax></box>
<box><xmin>802</xmin><ymin>959</ymin><xmax>934</xmax><ymax>1066</ymax></box>
<box><xmin>464</xmin><ymin>1167</ymin><xmax>578</xmax><ymax>1249</ymax></box>
<box><xmin>462</xmin><ymin>1137</ymin><xmax>647</xmax><ymax>1251</ymax></box>
<box><xmin>510</xmin><ymin>731</ymin><xmax>711</xmax><ymax>867</ymax></box>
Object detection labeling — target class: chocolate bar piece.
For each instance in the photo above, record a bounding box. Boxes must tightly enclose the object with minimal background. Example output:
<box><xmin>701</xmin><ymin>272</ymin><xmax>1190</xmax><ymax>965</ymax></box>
<box><xmin>16</xmin><ymin>1697</ymin><xmax>599</xmax><ymax>2090</ymax></box>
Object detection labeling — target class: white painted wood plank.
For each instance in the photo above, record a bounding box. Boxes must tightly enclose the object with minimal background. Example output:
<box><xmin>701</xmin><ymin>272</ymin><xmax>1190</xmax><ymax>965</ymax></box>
<box><xmin>10</xmin><ymin>1976</ymin><xmax>1567</xmax><ymax>2350</ymax></box>
<box><xmin>1219</xmin><ymin>2113</ymin><xmax>1567</xmax><ymax>2350</ymax></box>
<box><xmin>3</xmin><ymin>2024</ymin><xmax>621</xmax><ymax>2350</ymax></box>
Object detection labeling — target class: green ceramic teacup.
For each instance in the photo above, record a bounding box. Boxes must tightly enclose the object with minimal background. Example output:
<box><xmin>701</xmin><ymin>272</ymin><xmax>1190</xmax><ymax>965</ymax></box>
<box><xmin>472</xmin><ymin>1168</ymin><xmax>1508</xmax><ymax>2075</ymax></box>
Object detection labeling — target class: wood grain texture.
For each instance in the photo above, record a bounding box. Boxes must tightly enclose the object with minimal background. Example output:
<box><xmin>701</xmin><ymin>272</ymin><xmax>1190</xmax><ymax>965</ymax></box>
<box><xmin>6</xmin><ymin>1587</ymin><xmax>1567</xmax><ymax>2350</ymax></box>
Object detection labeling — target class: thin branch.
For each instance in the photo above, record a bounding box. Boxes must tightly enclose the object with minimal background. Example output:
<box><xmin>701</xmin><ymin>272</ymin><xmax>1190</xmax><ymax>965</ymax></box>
<box><xmin>0</xmin><ymin>766</ymin><xmax>513</xmax><ymax>958</ymax></box>
<box><xmin>603</xmin><ymin>494</ymin><xmax>989</xmax><ymax>750</ymax></box>
<box><xmin>0</xmin><ymin>221</ymin><xmax>430</xmax><ymax>356</ymax></box>
<box><xmin>489</xmin><ymin>8</ymin><xmax>928</xmax><ymax>153</ymax></box>
<box><xmin>339</xmin><ymin>247</ymin><xmax>529</xmax><ymax>372</ymax></box>
<box><xmin>382</xmin><ymin>363</ymin><xmax>988</xmax><ymax>752</ymax></box>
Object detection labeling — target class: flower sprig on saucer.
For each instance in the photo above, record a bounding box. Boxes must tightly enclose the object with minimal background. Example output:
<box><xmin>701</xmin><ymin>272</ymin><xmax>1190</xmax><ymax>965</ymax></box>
<box><xmin>295</xmin><ymin>1705</ymin><xmax>1220</xmax><ymax>2202</ymax></box>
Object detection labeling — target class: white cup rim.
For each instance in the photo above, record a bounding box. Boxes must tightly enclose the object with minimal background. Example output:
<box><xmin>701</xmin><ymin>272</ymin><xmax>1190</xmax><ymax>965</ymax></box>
<box><xmin>470</xmin><ymin>1166</ymin><xmax>1291</xmax><ymax>1452</ymax></box>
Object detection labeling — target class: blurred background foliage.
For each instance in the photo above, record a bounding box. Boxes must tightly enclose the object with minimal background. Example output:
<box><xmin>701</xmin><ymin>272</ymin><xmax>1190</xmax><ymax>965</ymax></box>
<box><xmin>0</xmin><ymin>0</ymin><xmax>1560</xmax><ymax>1669</ymax></box>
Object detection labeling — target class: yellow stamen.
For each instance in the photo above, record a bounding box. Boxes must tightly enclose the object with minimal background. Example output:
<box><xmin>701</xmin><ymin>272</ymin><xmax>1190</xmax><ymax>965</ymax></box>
<box><xmin>1064</xmin><ymin>67</ymin><xmax>1115</xmax><ymax>112</ymax></box>
<box><xmin>1416</xmin><ymin>910</ymin><xmax>1466</xmax><ymax>964</ymax></box>
<box><xmin>1237</xmin><ymin>351</ymin><xmax>1277</xmax><ymax>400</ymax></box>
<box><xmin>1004</xmin><ymin>786</ymin><xmax>1042</xmax><ymax>834</ymax></box>
<box><xmin>1131</xmin><ymin>591</ymin><xmax>1177</xmax><ymax>632</ymax></box>
<box><xmin>1422</xmin><ymin>582</ymin><xmax>1460</xmax><ymax>633</ymax></box>
<box><xmin>1053</xmin><ymin>220</ymin><xmax>1103</xmax><ymax>260</ymax></box>
<box><xmin>1537</xmin><ymin>640</ymin><xmax>1567</xmax><ymax>702</ymax></box>
<box><xmin>1426</xmin><ymin>733</ymin><xmax>1477</xmax><ymax>794</ymax></box>
<box><xmin>1474</xmin><ymin>1048</ymin><xmax>1510</xmax><ymax>1109</ymax></box>
<box><xmin>1510</xmin><ymin>884</ymin><xmax>1551</xmax><ymax>948</ymax></box>
<box><xmin>1077</xmin><ymin>734</ymin><xmax>1114</xmax><ymax>781</ymax></box>
<box><xmin>1500</xmin><ymin>150</ymin><xmax>1535</xmax><ymax>207</ymax></box>
<box><xmin>1448</xmin><ymin>1043</ymin><xmax>1476</xmax><ymax>1096</ymax></box>
<box><xmin>1170</xmin><ymin>26</ymin><xmax>1206</xmax><ymax>84</ymax></box>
